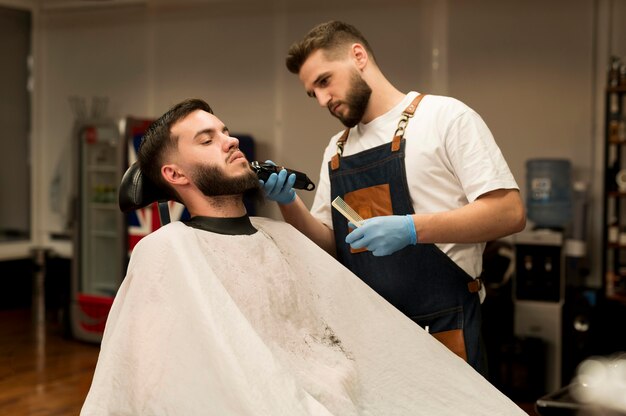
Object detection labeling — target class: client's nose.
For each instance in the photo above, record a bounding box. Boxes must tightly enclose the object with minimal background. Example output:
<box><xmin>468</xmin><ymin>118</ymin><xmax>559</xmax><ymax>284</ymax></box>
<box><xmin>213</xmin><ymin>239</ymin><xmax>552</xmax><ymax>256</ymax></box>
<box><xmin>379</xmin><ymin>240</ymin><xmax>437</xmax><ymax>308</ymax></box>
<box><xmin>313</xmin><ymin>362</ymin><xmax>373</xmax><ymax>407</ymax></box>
<box><xmin>223</xmin><ymin>134</ymin><xmax>239</xmax><ymax>151</ymax></box>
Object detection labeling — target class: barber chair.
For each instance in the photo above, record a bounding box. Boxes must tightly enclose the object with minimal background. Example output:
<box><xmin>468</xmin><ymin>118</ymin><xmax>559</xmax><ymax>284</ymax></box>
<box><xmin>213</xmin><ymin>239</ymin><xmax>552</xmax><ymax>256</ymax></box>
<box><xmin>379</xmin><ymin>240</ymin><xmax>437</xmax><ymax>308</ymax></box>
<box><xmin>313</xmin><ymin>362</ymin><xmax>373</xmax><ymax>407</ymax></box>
<box><xmin>118</xmin><ymin>162</ymin><xmax>174</xmax><ymax>225</ymax></box>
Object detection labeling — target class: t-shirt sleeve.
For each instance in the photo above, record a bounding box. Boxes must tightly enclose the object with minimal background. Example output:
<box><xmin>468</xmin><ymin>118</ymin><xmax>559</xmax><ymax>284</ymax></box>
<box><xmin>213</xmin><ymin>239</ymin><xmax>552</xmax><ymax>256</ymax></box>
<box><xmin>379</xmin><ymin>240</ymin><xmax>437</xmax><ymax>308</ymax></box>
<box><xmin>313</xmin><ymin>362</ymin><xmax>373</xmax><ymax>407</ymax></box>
<box><xmin>444</xmin><ymin>109</ymin><xmax>519</xmax><ymax>202</ymax></box>
<box><xmin>310</xmin><ymin>138</ymin><xmax>340</xmax><ymax>229</ymax></box>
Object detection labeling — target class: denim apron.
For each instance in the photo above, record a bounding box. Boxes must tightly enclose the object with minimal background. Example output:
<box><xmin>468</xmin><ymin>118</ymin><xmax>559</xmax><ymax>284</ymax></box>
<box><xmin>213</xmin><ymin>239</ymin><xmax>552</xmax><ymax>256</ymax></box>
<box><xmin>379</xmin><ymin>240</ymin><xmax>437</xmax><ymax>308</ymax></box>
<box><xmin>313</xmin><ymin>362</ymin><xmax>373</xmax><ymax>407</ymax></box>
<box><xmin>329</xmin><ymin>94</ymin><xmax>485</xmax><ymax>373</ymax></box>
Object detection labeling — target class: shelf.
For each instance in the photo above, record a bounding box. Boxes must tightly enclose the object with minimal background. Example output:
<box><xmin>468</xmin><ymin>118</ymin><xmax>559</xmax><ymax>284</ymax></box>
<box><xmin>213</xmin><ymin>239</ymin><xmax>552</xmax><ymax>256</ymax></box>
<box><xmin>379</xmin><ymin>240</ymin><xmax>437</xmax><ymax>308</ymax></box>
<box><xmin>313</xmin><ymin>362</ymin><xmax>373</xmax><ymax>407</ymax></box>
<box><xmin>608</xmin><ymin>138</ymin><xmax>626</xmax><ymax>145</ymax></box>
<box><xmin>606</xmin><ymin>272</ymin><xmax>626</xmax><ymax>299</ymax></box>
<box><xmin>604</xmin><ymin>81</ymin><xmax>626</xmax><ymax>301</ymax></box>
<box><xmin>607</xmin><ymin>86</ymin><xmax>626</xmax><ymax>93</ymax></box>
<box><xmin>606</xmin><ymin>242</ymin><xmax>626</xmax><ymax>249</ymax></box>
<box><xmin>607</xmin><ymin>293</ymin><xmax>626</xmax><ymax>304</ymax></box>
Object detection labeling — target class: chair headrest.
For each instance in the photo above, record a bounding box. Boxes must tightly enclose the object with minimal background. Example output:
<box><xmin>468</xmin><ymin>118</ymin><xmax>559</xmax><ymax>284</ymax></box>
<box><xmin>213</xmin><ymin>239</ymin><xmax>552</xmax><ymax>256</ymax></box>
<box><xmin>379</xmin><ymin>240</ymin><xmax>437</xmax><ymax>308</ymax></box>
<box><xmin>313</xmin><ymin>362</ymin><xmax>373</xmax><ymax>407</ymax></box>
<box><xmin>118</xmin><ymin>162</ymin><xmax>177</xmax><ymax>212</ymax></box>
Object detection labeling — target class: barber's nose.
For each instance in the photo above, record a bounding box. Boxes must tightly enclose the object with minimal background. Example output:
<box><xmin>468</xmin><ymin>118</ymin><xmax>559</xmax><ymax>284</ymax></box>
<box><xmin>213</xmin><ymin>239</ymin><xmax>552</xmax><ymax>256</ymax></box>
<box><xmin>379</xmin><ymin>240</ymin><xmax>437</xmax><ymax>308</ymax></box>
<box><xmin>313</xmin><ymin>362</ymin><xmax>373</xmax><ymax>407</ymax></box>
<box><xmin>316</xmin><ymin>90</ymin><xmax>331</xmax><ymax>107</ymax></box>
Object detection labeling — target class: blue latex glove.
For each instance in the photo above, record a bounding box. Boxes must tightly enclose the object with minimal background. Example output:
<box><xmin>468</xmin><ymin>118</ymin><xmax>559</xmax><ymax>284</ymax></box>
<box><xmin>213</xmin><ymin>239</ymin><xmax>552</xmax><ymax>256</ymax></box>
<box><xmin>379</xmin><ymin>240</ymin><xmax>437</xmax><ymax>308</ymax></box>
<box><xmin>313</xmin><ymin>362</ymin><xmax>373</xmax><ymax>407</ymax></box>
<box><xmin>258</xmin><ymin>160</ymin><xmax>296</xmax><ymax>204</ymax></box>
<box><xmin>345</xmin><ymin>215</ymin><xmax>417</xmax><ymax>256</ymax></box>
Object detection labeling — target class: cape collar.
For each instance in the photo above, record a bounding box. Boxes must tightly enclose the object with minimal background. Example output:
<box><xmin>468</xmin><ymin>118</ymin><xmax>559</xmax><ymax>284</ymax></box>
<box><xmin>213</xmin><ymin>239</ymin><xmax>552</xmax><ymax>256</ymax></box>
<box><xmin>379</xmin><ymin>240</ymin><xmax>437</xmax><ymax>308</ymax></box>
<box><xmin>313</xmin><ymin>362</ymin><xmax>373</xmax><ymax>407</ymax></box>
<box><xmin>183</xmin><ymin>215</ymin><xmax>257</xmax><ymax>235</ymax></box>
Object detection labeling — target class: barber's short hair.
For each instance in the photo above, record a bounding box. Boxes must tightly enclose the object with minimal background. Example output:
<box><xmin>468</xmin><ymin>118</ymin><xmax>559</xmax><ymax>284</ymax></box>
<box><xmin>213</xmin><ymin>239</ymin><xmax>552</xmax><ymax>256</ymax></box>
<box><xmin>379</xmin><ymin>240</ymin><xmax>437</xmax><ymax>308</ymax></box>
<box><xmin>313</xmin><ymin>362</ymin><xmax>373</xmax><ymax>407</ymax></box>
<box><xmin>137</xmin><ymin>99</ymin><xmax>213</xmax><ymax>197</ymax></box>
<box><xmin>285</xmin><ymin>20</ymin><xmax>376</xmax><ymax>74</ymax></box>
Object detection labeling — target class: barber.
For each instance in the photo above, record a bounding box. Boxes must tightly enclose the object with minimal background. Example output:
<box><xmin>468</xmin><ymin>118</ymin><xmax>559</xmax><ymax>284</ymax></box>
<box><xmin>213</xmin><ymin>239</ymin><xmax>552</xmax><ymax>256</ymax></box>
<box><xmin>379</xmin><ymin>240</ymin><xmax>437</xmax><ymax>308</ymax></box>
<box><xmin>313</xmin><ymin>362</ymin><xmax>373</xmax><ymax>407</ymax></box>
<box><xmin>260</xmin><ymin>21</ymin><xmax>526</xmax><ymax>374</ymax></box>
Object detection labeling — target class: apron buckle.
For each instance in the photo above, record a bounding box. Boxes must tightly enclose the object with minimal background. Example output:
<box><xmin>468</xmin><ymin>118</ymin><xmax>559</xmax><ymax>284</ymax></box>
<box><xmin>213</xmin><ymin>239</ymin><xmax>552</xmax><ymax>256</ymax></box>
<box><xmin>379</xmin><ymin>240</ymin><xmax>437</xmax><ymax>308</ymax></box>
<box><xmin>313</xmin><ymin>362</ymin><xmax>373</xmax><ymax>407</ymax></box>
<box><xmin>467</xmin><ymin>278</ymin><xmax>482</xmax><ymax>294</ymax></box>
<box><xmin>393</xmin><ymin>115</ymin><xmax>410</xmax><ymax>138</ymax></box>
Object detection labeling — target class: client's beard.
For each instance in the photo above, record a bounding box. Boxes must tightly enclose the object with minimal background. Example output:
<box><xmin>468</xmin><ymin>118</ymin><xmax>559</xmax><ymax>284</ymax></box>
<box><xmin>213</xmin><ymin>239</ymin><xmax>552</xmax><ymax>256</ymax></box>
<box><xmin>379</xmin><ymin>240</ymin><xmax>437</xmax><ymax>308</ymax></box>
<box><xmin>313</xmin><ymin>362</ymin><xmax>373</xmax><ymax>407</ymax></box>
<box><xmin>192</xmin><ymin>163</ymin><xmax>264</xmax><ymax>206</ymax></box>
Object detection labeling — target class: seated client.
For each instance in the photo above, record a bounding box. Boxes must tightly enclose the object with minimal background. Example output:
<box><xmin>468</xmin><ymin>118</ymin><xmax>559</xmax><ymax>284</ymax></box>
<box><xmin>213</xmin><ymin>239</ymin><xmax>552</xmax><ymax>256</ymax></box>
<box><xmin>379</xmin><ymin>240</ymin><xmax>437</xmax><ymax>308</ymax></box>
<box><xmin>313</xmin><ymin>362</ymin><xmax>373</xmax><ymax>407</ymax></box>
<box><xmin>81</xmin><ymin>98</ymin><xmax>525</xmax><ymax>415</ymax></box>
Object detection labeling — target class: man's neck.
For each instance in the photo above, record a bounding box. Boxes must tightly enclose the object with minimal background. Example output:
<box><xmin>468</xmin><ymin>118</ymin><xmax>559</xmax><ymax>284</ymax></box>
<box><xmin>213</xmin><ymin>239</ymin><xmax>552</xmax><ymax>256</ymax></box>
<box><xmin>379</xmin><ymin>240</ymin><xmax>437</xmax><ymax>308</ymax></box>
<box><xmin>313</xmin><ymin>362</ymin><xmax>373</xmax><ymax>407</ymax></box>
<box><xmin>187</xmin><ymin>195</ymin><xmax>248</xmax><ymax>218</ymax></box>
<box><xmin>361</xmin><ymin>77</ymin><xmax>405</xmax><ymax>125</ymax></box>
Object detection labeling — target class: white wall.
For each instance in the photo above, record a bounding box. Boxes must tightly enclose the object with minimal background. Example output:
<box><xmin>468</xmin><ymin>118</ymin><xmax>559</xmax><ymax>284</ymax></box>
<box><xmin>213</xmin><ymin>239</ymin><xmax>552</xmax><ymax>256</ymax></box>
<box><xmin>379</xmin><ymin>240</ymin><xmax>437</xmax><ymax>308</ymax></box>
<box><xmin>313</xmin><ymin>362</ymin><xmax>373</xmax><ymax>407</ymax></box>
<box><xmin>449</xmin><ymin>0</ymin><xmax>595</xmax><ymax>187</ymax></box>
<box><xmin>28</xmin><ymin>0</ymin><xmax>626</xmax><ymax>284</ymax></box>
<box><xmin>447</xmin><ymin>0</ymin><xmax>600</xmax><ymax>282</ymax></box>
<box><xmin>38</xmin><ymin>0</ymin><xmax>440</xmax><ymax>225</ymax></box>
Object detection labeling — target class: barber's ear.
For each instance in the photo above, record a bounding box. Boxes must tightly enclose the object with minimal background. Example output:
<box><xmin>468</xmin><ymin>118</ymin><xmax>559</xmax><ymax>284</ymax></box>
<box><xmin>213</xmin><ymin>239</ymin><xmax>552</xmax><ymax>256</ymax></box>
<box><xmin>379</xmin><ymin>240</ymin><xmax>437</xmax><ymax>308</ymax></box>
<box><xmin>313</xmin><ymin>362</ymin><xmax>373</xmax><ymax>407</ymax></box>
<box><xmin>161</xmin><ymin>164</ymin><xmax>189</xmax><ymax>186</ymax></box>
<box><xmin>350</xmin><ymin>43</ymin><xmax>369</xmax><ymax>70</ymax></box>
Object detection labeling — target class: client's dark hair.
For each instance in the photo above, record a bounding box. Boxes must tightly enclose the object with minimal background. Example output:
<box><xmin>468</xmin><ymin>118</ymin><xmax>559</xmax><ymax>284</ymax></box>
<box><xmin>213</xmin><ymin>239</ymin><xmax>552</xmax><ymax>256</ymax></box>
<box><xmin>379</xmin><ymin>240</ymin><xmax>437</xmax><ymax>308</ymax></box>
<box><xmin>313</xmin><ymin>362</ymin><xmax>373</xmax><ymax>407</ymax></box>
<box><xmin>137</xmin><ymin>99</ymin><xmax>213</xmax><ymax>198</ymax></box>
<box><xmin>285</xmin><ymin>20</ymin><xmax>376</xmax><ymax>74</ymax></box>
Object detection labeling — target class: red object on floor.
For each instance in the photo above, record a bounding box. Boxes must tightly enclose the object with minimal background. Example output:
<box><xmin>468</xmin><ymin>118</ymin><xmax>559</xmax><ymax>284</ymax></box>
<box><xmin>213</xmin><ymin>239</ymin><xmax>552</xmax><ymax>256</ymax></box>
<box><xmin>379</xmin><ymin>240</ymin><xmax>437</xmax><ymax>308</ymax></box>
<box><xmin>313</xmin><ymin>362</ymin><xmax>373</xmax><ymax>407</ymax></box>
<box><xmin>77</xmin><ymin>293</ymin><xmax>114</xmax><ymax>333</ymax></box>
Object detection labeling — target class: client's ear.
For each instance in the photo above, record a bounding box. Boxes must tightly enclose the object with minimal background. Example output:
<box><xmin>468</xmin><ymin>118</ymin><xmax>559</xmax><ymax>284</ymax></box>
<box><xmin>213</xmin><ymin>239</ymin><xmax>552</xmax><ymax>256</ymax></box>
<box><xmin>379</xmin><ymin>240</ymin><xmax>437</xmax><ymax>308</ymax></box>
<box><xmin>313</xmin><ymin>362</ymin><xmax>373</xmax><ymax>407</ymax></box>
<box><xmin>161</xmin><ymin>164</ymin><xmax>189</xmax><ymax>186</ymax></box>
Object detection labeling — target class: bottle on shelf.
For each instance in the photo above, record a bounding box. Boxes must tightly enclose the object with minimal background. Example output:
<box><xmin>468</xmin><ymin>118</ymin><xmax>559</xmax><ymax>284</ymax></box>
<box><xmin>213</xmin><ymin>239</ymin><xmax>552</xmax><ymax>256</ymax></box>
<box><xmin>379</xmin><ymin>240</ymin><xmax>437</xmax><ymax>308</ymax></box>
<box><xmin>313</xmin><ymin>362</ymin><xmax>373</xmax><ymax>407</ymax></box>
<box><xmin>609</xmin><ymin>56</ymin><xmax>622</xmax><ymax>88</ymax></box>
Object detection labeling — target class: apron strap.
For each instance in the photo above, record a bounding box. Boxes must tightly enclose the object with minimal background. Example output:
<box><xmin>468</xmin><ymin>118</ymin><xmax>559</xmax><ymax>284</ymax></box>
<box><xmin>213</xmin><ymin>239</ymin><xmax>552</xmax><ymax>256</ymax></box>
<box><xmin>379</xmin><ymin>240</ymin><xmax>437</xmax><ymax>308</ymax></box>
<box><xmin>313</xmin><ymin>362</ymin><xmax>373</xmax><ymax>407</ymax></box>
<box><xmin>404</xmin><ymin>93</ymin><xmax>425</xmax><ymax>117</ymax></box>
<box><xmin>391</xmin><ymin>93</ymin><xmax>426</xmax><ymax>152</ymax></box>
<box><xmin>332</xmin><ymin>93</ymin><xmax>427</xmax><ymax>169</ymax></box>
<box><xmin>331</xmin><ymin>129</ymin><xmax>350</xmax><ymax>170</ymax></box>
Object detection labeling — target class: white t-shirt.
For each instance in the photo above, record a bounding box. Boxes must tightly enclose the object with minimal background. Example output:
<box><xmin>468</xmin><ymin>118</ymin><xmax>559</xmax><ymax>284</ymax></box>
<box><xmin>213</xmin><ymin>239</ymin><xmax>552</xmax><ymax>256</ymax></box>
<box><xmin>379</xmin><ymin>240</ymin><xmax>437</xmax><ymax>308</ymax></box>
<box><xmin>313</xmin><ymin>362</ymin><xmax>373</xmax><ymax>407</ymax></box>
<box><xmin>311</xmin><ymin>92</ymin><xmax>519</xmax><ymax>281</ymax></box>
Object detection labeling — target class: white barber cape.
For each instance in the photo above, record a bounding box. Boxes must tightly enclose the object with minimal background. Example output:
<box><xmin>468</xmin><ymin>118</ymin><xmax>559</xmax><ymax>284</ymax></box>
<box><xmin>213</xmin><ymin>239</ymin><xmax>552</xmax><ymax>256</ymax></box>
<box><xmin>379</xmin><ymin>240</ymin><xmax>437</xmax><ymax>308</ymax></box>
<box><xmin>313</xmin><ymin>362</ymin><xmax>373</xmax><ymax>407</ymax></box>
<box><xmin>81</xmin><ymin>217</ymin><xmax>525</xmax><ymax>416</ymax></box>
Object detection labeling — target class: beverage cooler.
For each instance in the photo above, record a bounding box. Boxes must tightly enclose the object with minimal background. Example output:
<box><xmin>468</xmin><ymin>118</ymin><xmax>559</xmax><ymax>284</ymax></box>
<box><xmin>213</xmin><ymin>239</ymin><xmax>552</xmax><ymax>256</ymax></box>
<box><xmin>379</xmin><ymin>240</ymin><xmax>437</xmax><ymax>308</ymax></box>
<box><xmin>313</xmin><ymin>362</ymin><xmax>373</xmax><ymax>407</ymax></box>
<box><xmin>70</xmin><ymin>119</ymin><xmax>125</xmax><ymax>342</ymax></box>
<box><xmin>70</xmin><ymin>117</ymin><xmax>159</xmax><ymax>343</ymax></box>
<box><xmin>69</xmin><ymin>117</ymin><xmax>249</xmax><ymax>342</ymax></box>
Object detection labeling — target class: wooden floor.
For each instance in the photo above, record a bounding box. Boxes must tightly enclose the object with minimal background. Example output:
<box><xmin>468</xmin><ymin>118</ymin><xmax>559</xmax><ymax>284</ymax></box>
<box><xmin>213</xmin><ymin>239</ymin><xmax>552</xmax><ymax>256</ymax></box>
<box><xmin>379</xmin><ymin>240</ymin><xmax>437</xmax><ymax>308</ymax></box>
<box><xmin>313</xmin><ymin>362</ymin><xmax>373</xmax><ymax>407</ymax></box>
<box><xmin>0</xmin><ymin>308</ymin><xmax>100</xmax><ymax>416</ymax></box>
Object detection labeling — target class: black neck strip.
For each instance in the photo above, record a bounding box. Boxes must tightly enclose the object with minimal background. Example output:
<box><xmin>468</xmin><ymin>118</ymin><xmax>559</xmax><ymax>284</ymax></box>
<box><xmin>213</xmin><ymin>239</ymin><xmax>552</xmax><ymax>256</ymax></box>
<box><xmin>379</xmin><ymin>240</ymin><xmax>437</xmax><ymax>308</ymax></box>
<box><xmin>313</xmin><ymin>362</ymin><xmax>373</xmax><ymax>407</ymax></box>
<box><xmin>183</xmin><ymin>215</ymin><xmax>257</xmax><ymax>235</ymax></box>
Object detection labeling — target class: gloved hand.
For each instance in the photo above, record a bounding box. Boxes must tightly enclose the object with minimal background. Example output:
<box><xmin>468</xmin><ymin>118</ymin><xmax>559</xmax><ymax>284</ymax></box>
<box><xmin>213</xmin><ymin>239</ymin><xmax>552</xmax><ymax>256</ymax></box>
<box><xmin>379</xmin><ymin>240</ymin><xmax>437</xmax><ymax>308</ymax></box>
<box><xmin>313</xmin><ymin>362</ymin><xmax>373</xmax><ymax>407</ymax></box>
<box><xmin>345</xmin><ymin>215</ymin><xmax>417</xmax><ymax>256</ymax></box>
<box><xmin>258</xmin><ymin>160</ymin><xmax>297</xmax><ymax>205</ymax></box>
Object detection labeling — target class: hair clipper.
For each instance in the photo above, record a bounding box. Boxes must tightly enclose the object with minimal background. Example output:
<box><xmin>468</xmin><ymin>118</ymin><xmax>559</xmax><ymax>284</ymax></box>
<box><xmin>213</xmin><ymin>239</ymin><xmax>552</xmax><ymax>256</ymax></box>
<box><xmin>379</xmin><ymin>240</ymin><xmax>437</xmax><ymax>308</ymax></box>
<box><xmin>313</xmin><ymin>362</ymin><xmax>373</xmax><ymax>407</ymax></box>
<box><xmin>250</xmin><ymin>161</ymin><xmax>316</xmax><ymax>191</ymax></box>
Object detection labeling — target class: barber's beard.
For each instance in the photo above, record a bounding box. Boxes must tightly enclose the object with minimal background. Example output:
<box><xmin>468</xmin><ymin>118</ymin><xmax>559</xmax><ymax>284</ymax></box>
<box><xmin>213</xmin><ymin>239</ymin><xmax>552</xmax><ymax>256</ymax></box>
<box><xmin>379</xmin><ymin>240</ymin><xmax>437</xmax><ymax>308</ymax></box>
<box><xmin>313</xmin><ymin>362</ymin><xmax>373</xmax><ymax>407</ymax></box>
<box><xmin>192</xmin><ymin>163</ymin><xmax>264</xmax><ymax>204</ymax></box>
<box><xmin>330</xmin><ymin>71</ymin><xmax>372</xmax><ymax>128</ymax></box>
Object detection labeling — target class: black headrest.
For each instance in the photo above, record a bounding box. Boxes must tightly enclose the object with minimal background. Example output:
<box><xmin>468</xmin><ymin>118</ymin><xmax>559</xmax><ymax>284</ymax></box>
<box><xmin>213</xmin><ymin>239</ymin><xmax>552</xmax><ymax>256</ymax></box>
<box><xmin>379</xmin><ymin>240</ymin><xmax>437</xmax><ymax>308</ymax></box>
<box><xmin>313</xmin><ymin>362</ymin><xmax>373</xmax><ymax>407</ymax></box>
<box><xmin>118</xmin><ymin>162</ymin><xmax>176</xmax><ymax>212</ymax></box>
